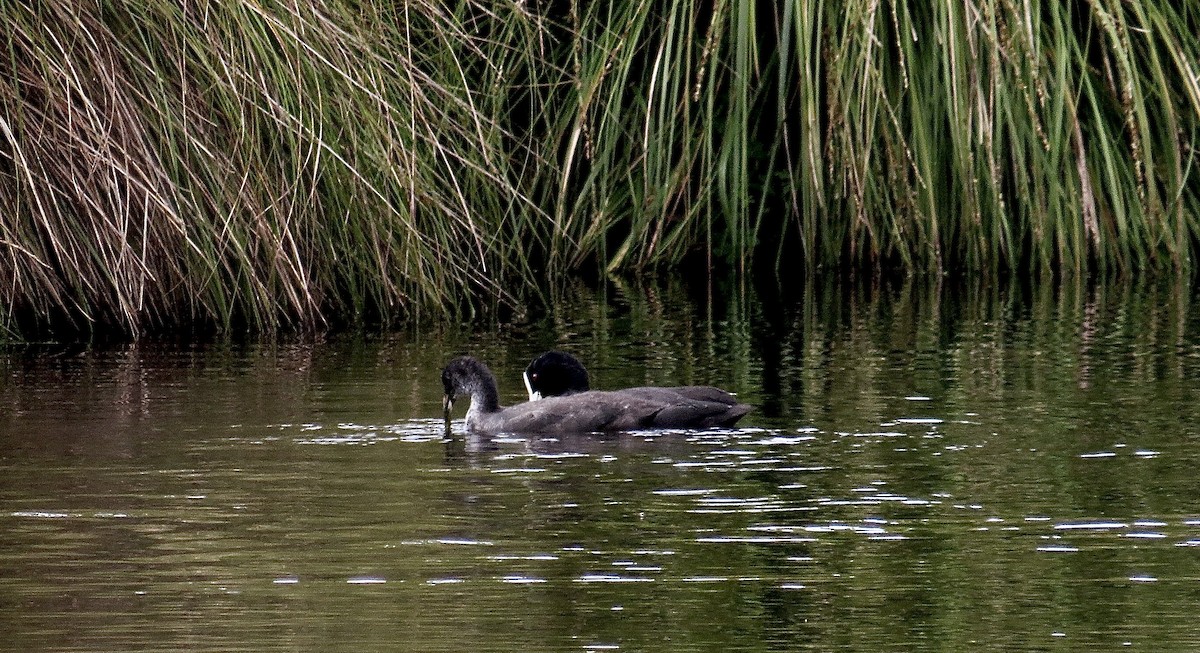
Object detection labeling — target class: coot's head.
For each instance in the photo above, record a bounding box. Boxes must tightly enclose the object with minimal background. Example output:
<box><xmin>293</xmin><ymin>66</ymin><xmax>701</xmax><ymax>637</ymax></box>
<box><xmin>441</xmin><ymin>356</ymin><xmax>498</xmax><ymax>415</ymax></box>
<box><xmin>524</xmin><ymin>351</ymin><xmax>590</xmax><ymax>401</ymax></box>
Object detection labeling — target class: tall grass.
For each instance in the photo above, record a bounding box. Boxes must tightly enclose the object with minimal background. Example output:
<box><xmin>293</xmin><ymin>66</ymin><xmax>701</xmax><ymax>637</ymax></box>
<box><xmin>2</xmin><ymin>1</ymin><xmax>1198</xmax><ymax>336</ymax></box>
<box><xmin>548</xmin><ymin>0</ymin><xmax>1200</xmax><ymax>274</ymax></box>
<box><xmin>1</xmin><ymin>1</ymin><xmax>549</xmax><ymax>334</ymax></box>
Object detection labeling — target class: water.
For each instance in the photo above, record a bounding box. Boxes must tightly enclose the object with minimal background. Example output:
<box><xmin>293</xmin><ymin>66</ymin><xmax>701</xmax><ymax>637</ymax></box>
<box><xmin>2</xmin><ymin>278</ymin><xmax>1199</xmax><ymax>651</ymax></box>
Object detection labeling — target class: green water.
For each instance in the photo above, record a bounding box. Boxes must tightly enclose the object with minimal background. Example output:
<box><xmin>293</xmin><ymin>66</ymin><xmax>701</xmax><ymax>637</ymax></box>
<box><xmin>2</xmin><ymin>278</ymin><xmax>1199</xmax><ymax>652</ymax></box>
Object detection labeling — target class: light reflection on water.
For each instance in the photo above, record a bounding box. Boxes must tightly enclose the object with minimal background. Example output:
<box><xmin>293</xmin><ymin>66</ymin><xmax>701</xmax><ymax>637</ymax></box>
<box><xmin>2</xmin><ymin>279</ymin><xmax>1200</xmax><ymax>652</ymax></box>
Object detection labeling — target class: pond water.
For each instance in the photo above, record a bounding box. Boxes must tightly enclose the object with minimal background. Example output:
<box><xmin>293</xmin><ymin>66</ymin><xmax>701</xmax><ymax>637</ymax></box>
<box><xmin>2</xmin><ymin>277</ymin><xmax>1199</xmax><ymax>652</ymax></box>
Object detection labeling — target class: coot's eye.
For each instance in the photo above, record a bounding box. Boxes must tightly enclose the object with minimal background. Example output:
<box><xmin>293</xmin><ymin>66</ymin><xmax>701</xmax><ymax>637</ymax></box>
<box><xmin>531</xmin><ymin>373</ymin><xmax>538</xmax><ymax>379</ymax></box>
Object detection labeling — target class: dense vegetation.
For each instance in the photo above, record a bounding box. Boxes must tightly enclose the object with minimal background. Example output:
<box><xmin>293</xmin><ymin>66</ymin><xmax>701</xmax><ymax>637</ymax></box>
<box><xmin>2</xmin><ymin>1</ymin><xmax>1198</xmax><ymax>336</ymax></box>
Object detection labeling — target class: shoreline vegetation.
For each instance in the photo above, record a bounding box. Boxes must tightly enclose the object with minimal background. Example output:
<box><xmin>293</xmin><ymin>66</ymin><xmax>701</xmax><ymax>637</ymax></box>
<box><xmin>2</xmin><ymin>1</ymin><xmax>1198</xmax><ymax>337</ymax></box>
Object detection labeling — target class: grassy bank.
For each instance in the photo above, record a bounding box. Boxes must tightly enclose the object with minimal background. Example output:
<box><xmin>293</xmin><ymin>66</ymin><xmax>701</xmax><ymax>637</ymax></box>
<box><xmin>2</xmin><ymin>1</ymin><xmax>1198</xmax><ymax>336</ymax></box>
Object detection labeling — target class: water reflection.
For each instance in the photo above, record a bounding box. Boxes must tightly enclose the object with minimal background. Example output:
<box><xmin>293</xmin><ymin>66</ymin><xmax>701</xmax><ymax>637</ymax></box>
<box><xmin>1</xmin><ymin>277</ymin><xmax>1199</xmax><ymax>651</ymax></box>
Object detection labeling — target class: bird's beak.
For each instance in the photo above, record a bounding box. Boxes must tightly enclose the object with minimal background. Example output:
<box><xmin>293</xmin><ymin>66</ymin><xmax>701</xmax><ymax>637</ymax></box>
<box><xmin>442</xmin><ymin>393</ymin><xmax>455</xmax><ymax>434</ymax></box>
<box><xmin>523</xmin><ymin>371</ymin><xmax>539</xmax><ymax>402</ymax></box>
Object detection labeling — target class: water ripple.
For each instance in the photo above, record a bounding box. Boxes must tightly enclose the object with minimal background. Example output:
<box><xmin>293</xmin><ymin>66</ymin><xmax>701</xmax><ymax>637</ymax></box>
<box><xmin>575</xmin><ymin>574</ymin><xmax>654</xmax><ymax>583</ymax></box>
<box><xmin>1053</xmin><ymin>521</ymin><xmax>1127</xmax><ymax>531</ymax></box>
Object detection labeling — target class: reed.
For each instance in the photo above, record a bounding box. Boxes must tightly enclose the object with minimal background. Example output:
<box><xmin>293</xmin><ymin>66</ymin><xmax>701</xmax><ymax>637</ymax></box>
<box><xmin>2</xmin><ymin>0</ymin><xmax>1197</xmax><ymax>336</ymax></box>
<box><xmin>549</xmin><ymin>0</ymin><xmax>1200</xmax><ymax>275</ymax></box>
<box><xmin>1</xmin><ymin>0</ymin><xmax>549</xmax><ymax>335</ymax></box>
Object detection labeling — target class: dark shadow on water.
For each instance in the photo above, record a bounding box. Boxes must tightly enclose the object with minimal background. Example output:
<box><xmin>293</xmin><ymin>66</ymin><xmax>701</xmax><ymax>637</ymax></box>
<box><xmin>441</xmin><ymin>427</ymin><xmax>762</xmax><ymax>468</ymax></box>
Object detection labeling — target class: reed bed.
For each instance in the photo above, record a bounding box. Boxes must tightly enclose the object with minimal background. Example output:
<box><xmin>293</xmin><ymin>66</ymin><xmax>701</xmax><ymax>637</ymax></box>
<box><xmin>1</xmin><ymin>1</ymin><xmax>549</xmax><ymax>334</ymax></box>
<box><xmin>2</xmin><ymin>0</ymin><xmax>1198</xmax><ymax>336</ymax></box>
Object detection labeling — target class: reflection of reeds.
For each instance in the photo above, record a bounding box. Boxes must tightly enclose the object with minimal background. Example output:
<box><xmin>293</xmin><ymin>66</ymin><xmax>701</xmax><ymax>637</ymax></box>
<box><xmin>2</xmin><ymin>1</ymin><xmax>1197</xmax><ymax>336</ymax></box>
